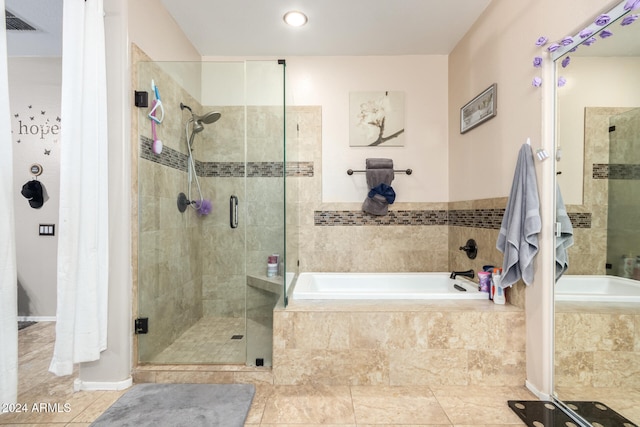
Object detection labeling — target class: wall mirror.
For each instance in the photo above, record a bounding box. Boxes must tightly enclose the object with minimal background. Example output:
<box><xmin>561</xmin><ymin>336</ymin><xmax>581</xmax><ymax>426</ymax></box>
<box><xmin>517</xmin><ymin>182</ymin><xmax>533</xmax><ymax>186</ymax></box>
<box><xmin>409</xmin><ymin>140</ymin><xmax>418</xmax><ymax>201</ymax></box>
<box><xmin>553</xmin><ymin>1</ymin><xmax>640</xmax><ymax>425</ymax></box>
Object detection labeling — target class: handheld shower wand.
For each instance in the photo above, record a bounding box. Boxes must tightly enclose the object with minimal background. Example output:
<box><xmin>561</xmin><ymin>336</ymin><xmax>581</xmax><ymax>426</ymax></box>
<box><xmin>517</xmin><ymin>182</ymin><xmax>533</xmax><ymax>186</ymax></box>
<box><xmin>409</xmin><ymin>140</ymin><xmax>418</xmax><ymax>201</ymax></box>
<box><xmin>179</xmin><ymin>102</ymin><xmax>221</xmax><ymax>216</ymax></box>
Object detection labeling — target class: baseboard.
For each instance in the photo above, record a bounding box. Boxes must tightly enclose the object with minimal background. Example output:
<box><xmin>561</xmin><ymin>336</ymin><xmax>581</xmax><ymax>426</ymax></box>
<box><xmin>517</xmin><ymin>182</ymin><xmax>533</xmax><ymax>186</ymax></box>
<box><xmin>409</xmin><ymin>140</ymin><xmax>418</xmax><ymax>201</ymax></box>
<box><xmin>17</xmin><ymin>316</ymin><xmax>56</xmax><ymax>322</ymax></box>
<box><xmin>74</xmin><ymin>377</ymin><xmax>133</xmax><ymax>392</ymax></box>
<box><xmin>525</xmin><ymin>380</ymin><xmax>551</xmax><ymax>401</ymax></box>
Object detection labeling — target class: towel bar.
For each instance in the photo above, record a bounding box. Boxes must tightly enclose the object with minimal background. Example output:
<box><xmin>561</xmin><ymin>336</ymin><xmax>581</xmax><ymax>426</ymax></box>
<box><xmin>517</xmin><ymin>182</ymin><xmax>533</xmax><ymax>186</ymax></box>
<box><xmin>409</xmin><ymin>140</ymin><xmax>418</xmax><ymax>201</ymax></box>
<box><xmin>347</xmin><ymin>168</ymin><xmax>412</xmax><ymax>175</ymax></box>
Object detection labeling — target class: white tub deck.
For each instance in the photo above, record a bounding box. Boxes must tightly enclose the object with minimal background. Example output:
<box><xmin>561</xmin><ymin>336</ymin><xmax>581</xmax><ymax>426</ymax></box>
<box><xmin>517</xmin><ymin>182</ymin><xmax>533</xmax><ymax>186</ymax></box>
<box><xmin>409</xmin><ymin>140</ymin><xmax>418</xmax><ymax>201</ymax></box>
<box><xmin>292</xmin><ymin>272</ymin><xmax>488</xmax><ymax>300</ymax></box>
<box><xmin>555</xmin><ymin>275</ymin><xmax>640</xmax><ymax>302</ymax></box>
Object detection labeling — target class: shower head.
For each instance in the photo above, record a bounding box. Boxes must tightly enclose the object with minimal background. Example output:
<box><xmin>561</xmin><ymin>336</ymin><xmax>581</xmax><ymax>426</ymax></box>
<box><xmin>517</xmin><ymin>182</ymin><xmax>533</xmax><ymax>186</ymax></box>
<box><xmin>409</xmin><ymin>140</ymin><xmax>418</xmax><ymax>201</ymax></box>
<box><xmin>180</xmin><ymin>102</ymin><xmax>222</xmax><ymax>127</ymax></box>
<box><xmin>195</xmin><ymin>111</ymin><xmax>221</xmax><ymax>125</ymax></box>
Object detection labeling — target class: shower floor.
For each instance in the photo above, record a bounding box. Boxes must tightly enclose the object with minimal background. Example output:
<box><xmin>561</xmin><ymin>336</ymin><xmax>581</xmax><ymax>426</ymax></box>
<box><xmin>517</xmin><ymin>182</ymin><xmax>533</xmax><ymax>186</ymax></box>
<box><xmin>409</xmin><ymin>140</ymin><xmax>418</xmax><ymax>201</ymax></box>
<box><xmin>150</xmin><ymin>316</ymin><xmax>246</xmax><ymax>364</ymax></box>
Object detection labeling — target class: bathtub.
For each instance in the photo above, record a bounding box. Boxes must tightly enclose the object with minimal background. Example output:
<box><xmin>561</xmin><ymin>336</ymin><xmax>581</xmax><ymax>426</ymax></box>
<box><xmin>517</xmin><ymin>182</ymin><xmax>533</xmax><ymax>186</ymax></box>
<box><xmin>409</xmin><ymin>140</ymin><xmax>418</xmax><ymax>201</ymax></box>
<box><xmin>555</xmin><ymin>275</ymin><xmax>640</xmax><ymax>302</ymax></box>
<box><xmin>291</xmin><ymin>272</ymin><xmax>487</xmax><ymax>300</ymax></box>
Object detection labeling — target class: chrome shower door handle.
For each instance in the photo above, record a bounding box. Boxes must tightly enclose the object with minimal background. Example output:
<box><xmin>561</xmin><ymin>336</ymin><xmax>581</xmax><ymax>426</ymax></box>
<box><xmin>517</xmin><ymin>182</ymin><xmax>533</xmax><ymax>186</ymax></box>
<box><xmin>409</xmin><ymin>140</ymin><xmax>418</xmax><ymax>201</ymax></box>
<box><xmin>230</xmin><ymin>195</ymin><xmax>238</xmax><ymax>228</ymax></box>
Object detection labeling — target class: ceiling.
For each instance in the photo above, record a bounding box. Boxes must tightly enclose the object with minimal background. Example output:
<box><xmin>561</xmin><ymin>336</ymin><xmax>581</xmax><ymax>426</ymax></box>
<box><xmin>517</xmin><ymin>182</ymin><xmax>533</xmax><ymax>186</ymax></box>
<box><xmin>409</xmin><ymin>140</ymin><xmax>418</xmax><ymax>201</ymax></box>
<box><xmin>159</xmin><ymin>0</ymin><xmax>492</xmax><ymax>56</ymax></box>
<box><xmin>5</xmin><ymin>0</ymin><xmax>62</xmax><ymax>57</ymax></box>
<box><xmin>6</xmin><ymin>1</ymin><xmax>640</xmax><ymax>59</ymax></box>
<box><xmin>5</xmin><ymin>0</ymin><xmax>492</xmax><ymax>57</ymax></box>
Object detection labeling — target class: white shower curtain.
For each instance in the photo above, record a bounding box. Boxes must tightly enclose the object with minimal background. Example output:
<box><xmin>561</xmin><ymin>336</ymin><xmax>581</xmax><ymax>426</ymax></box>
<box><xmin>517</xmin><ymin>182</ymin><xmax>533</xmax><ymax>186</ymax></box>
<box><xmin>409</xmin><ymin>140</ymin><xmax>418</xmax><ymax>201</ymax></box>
<box><xmin>0</xmin><ymin>0</ymin><xmax>19</xmax><ymax>405</ymax></box>
<box><xmin>49</xmin><ymin>0</ymin><xmax>109</xmax><ymax>376</ymax></box>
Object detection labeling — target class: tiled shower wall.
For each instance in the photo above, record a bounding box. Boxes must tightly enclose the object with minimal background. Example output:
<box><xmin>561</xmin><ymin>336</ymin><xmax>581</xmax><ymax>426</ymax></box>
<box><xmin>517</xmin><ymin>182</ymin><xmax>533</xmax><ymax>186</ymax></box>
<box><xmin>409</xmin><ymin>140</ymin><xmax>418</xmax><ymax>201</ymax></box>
<box><xmin>196</xmin><ymin>105</ymin><xmax>286</xmax><ymax>317</ymax></box>
<box><xmin>135</xmin><ymin>48</ymin><xmax>204</xmax><ymax>361</ymax></box>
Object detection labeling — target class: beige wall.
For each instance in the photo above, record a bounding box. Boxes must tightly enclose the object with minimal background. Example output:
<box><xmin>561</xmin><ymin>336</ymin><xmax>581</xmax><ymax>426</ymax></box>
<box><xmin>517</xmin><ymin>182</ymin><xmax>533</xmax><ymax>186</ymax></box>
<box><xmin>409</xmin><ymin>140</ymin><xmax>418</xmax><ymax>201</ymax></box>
<box><xmin>9</xmin><ymin>57</ymin><xmax>61</xmax><ymax>318</ymax></box>
<box><xmin>286</xmin><ymin>56</ymin><xmax>450</xmax><ymax>204</ymax></box>
<box><xmin>449</xmin><ymin>0</ymin><xmax>619</xmax><ymax>201</ymax></box>
<box><xmin>448</xmin><ymin>0</ymin><xmax>619</xmax><ymax>397</ymax></box>
<box><xmin>127</xmin><ymin>0</ymin><xmax>200</xmax><ymax>62</ymax></box>
<box><xmin>558</xmin><ymin>57</ymin><xmax>640</xmax><ymax>205</ymax></box>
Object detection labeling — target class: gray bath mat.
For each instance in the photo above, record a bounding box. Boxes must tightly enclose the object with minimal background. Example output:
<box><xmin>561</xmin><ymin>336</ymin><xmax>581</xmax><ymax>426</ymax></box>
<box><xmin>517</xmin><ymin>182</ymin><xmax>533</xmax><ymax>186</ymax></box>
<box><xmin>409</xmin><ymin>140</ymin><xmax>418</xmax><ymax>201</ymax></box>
<box><xmin>91</xmin><ymin>383</ymin><xmax>255</xmax><ymax>427</ymax></box>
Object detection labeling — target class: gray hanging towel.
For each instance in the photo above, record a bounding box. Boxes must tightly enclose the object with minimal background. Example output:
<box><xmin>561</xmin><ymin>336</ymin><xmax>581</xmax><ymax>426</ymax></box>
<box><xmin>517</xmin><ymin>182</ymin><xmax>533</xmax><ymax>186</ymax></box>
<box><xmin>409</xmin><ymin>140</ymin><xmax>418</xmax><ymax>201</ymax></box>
<box><xmin>496</xmin><ymin>144</ymin><xmax>541</xmax><ymax>287</ymax></box>
<box><xmin>363</xmin><ymin>158</ymin><xmax>395</xmax><ymax>216</ymax></box>
<box><xmin>555</xmin><ymin>183</ymin><xmax>574</xmax><ymax>281</ymax></box>
<box><xmin>364</xmin><ymin>158</ymin><xmax>394</xmax><ymax>188</ymax></box>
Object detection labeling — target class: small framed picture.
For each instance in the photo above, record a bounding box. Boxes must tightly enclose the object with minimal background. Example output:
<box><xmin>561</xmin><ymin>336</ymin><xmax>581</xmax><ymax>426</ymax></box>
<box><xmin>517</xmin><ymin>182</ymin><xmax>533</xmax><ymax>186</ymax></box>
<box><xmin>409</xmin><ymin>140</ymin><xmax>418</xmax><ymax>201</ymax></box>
<box><xmin>460</xmin><ymin>83</ymin><xmax>497</xmax><ymax>134</ymax></box>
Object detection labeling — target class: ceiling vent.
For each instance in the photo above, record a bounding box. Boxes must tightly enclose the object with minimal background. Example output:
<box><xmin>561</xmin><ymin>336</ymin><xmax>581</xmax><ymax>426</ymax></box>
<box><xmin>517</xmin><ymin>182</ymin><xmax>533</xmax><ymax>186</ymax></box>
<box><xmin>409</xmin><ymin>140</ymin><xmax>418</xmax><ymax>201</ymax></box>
<box><xmin>5</xmin><ymin>10</ymin><xmax>37</xmax><ymax>31</ymax></box>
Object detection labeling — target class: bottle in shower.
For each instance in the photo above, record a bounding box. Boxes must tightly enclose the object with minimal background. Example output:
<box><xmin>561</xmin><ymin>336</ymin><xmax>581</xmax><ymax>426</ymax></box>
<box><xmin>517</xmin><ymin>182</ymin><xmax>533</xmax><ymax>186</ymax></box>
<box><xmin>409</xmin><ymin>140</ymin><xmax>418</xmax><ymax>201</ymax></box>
<box><xmin>493</xmin><ymin>269</ymin><xmax>505</xmax><ymax>305</ymax></box>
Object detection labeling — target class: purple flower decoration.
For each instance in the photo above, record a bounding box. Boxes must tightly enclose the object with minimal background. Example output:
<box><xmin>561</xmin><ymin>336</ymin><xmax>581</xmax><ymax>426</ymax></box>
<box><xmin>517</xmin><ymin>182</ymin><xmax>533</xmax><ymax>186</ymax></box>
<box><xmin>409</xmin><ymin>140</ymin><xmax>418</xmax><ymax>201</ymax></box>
<box><xmin>600</xmin><ymin>29</ymin><xmax>613</xmax><ymax>38</ymax></box>
<box><xmin>583</xmin><ymin>37</ymin><xmax>597</xmax><ymax>46</ymax></box>
<box><xmin>579</xmin><ymin>28</ymin><xmax>594</xmax><ymax>38</ymax></box>
<box><xmin>569</xmin><ymin>46</ymin><xmax>579</xmax><ymax>53</ymax></box>
<box><xmin>561</xmin><ymin>56</ymin><xmax>571</xmax><ymax>68</ymax></box>
<box><xmin>558</xmin><ymin>77</ymin><xmax>567</xmax><ymax>87</ymax></box>
<box><xmin>595</xmin><ymin>14</ymin><xmax>611</xmax><ymax>26</ymax></box>
<box><xmin>547</xmin><ymin>43</ymin><xmax>561</xmax><ymax>52</ymax></box>
<box><xmin>535</xmin><ymin>36</ymin><xmax>548</xmax><ymax>46</ymax></box>
<box><xmin>624</xmin><ymin>0</ymin><xmax>640</xmax><ymax>11</ymax></box>
<box><xmin>560</xmin><ymin>36</ymin><xmax>574</xmax><ymax>46</ymax></box>
<box><xmin>532</xmin><ymin>77</ymin><xmax>542</xmax><ymax>87</ymax></box>
<box><xmin>533</xmin><ymin>56</ymin><xmax>543</xmax><ymax>67</ymax></box>
<box><xmin>622</xmin><ymin>14</ymin><xmax>639</xmax><ymax>25</ymax></box>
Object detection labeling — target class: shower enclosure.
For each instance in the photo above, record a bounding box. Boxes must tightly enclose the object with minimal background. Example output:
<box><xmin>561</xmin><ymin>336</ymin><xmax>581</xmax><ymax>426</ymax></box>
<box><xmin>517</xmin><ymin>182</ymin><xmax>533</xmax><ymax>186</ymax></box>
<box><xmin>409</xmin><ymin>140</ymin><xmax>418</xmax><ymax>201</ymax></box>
<box><xmin>606</xmin><ymin>107</ymin><xmax>640</xmax><ymax>276</ymax></box>
<box><xmin>135</xmin><ymin>56</ymin><xmax>289</xmax><ymax>366</ymax></box>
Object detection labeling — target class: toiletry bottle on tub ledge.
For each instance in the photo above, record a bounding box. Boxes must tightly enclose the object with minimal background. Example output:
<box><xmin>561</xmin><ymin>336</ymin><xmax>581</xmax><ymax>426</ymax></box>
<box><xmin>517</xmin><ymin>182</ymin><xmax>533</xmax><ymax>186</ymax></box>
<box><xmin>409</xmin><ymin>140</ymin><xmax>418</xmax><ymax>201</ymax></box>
<box><xmin>492</xmin><ymin>268</ymin><xmax>505</xmax><ymax>305</ymax></box>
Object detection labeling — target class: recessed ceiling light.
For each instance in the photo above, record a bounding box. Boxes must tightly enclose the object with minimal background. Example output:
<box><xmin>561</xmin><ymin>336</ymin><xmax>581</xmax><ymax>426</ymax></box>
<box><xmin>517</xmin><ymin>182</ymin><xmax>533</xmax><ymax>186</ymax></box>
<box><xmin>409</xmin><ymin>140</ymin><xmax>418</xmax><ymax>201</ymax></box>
<box><xmin>283</xmin><ymin>10</ymin><xmax>308</xmax><ymax>27</ymax></box>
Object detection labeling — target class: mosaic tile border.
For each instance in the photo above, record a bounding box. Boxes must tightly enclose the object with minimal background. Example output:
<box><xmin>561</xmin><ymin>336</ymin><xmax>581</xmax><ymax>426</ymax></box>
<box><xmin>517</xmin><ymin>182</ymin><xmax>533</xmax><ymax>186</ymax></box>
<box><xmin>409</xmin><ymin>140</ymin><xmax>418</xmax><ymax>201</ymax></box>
<box><xmin>567</xmin><ymin>212</ymin><xmax>591</xmax><ymax>228</ymax></box>
<box><xmin>314</xmin><ymin>210</ymin><xmax>447</xmax><ymax>226</ymax></box>
<box><xmin>140</xmin><ymin>136</ymin><xmax>188</xmax><ymax>171</ymax></box>
<box><xmin>198</xmin><ymin>161</ymin><xmax>245</xmax><ymax>177</ymax></box>
<box><xmin>449</xmin><ymin>209</ymin><xmax>504</xmax><ymax>229</ymax></box>
<box><xmin>593</xmin><ymin>163</ymin><xmax>640</xmax><ymax>180</ymax></box>
<box><xmin>140</xmin><ymin>136</ymin><xmax>313</xmax><ymax>178</ymax></box>
<box><xmin>592</xmin><ymin>163</ymin><xmax>608</xmax><ymax>179</ymax></box>
<box><xmin>315</xmin><ymin>208</ymin><xmax>592</xmax><ymax>229</ymax></box>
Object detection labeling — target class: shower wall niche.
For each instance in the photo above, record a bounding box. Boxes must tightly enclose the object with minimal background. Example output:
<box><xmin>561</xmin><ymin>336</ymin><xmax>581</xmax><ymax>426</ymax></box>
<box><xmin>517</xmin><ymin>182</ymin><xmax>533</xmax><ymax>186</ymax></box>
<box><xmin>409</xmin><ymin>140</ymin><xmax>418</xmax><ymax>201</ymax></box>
<box><xmin>134</xmin><ymin>46</ymin><xmax>287</xmax><ymax>366</ymax></box>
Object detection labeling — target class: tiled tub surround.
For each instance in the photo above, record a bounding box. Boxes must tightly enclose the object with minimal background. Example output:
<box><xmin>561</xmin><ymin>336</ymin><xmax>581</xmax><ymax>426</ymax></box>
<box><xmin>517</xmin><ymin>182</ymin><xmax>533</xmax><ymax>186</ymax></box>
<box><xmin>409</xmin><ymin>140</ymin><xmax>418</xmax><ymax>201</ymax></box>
<box><xmin>555</xmin><ymin>301</ymin><xmax>640</xmax><ymax>390</ymax></box>
<box><xmin>273</xmin><ymin>299</ymin><xmax>525</xmax><ymax>386</ymax></box>
<box><xmin>307</xmin><ymin>200</ymin><xmax>595</xmax><ymax>311</ymax></box>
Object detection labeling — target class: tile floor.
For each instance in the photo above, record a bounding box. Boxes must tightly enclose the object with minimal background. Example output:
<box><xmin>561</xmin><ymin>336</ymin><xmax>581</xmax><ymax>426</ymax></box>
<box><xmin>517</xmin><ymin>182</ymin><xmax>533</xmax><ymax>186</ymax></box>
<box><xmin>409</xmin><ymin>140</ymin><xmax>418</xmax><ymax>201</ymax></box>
<box><xmin>10</xmin><ymin>321</ymin><xmax>624</xmax><ymax>427</ymax></box>
<box><xmin>150</xmin><ymin>317</ymin><xmax>247</xmax><ymax>364</ymax></box>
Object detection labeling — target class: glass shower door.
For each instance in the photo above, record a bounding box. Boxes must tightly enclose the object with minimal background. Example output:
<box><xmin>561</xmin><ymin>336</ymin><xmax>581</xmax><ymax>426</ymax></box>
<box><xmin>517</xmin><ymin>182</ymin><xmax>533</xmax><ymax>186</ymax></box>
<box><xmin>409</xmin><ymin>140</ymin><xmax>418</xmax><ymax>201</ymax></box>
<box><xmin>606</xmin><ymin>107</ymin><xmax>640</xmax><ymax>277</ymax></box>
<box><xmin>136</xmin><ymin>58</ymin><xmax>285</xmax><ymax>366</ymax></box>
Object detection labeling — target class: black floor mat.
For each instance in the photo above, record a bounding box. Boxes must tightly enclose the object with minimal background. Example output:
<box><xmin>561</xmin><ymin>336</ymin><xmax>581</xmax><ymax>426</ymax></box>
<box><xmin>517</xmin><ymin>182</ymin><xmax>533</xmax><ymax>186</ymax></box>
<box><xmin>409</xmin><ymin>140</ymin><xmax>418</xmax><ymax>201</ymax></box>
<box><xmin>508</xmin><ymin>400</ymin><xmax>638</xmax><ymax>427</ymax></box>
<box><xmin>18</xmin><ymin>321</ymin><xmax>37</xmax><ymax>330</ymax></box>
<box><xmin>565</xmin><ymin>401</ymin><xmax>638</xmax><ymax>427</ymax></box>
<box><xmin>508</xmin><ymin>400</ymin><xmax>576</xmax><ymax>427</ymax></box>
